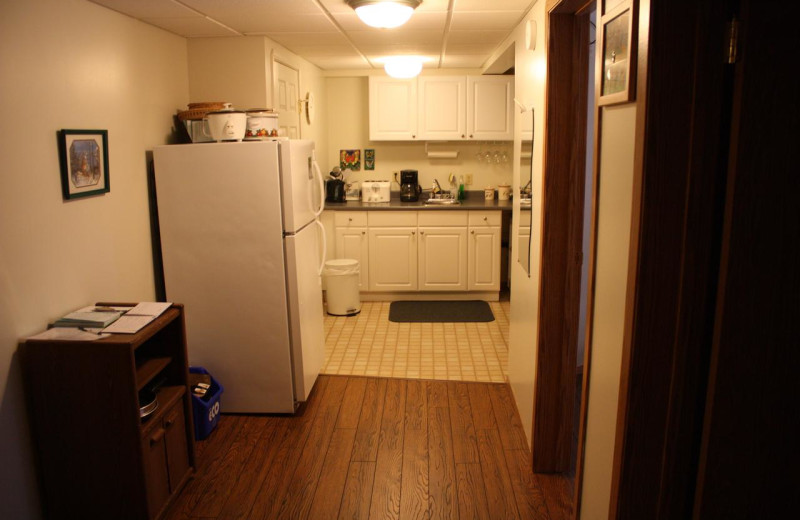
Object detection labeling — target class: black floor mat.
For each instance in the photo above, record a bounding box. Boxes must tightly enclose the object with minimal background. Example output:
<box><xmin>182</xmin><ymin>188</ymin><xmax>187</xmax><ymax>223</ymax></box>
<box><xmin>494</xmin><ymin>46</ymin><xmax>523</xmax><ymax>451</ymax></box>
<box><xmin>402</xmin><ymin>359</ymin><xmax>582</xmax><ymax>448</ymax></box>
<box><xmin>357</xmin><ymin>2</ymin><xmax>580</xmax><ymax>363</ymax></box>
<box><xmin>388</xmin><ymin>300</ymin><xmax>494</xmax><ymax>323</ymax></box>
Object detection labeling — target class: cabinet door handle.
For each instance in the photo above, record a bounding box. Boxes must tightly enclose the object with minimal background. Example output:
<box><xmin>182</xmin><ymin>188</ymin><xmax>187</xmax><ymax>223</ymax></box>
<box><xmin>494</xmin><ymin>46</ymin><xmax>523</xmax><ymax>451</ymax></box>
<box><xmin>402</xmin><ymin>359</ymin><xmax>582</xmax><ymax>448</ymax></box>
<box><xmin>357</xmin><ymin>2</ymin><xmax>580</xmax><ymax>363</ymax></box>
<box><xmin>461</xmin><ymin>134</ymin><xmax>465</xmax><ymax>138</ymax></box>
<box><xmin>349</xmin><ymin>217</ymin><xmax>353</xmax><ymax>221</ymax></box>
<box><xmin>420</xmin><ymin>231</ymin><xmax>425</xmax><ymax>235</ymax></box>
<box><xmin>412</xmin><ymin>135</ymin><xmax>416</xmax><ymax>139</ymax></box>
<box><xmin>483</xmin><ymin>216</ymin><xmax>488</xmax><ymax>221</ymax></box>
<box><xmin>361</xmin><ymin>231</ymin><xmax>365</xmax><ymax>235</ymax></box>
<box><xmin>412</xmin><ymin>231</ymin><xmax>416</xmax><ymax>235</ymax></box>
<box><xmin>150</xmin><ymin>427</ymin><xmax>166</xmax><ymax>446</ymax></box>
<box><xmin>469</xmin><ymin>134</ymin><xmax>474</xmax><ymax>138</ymax></box>
<box><xmin>471</xmin><ymin>230</ymin><xmax>475</xmax><ymax>234</ymax></box>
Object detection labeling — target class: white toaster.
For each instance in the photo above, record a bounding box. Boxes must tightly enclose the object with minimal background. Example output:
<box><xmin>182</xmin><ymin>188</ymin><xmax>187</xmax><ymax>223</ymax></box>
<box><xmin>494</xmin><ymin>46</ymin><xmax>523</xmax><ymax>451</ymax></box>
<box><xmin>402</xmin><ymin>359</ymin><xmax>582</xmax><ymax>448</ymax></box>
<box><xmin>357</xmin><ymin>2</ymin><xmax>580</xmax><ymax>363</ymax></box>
<box><xmin>361</xmin><ymin>180</ymin><xmax>391</xmax><ymax>203</ymax></box>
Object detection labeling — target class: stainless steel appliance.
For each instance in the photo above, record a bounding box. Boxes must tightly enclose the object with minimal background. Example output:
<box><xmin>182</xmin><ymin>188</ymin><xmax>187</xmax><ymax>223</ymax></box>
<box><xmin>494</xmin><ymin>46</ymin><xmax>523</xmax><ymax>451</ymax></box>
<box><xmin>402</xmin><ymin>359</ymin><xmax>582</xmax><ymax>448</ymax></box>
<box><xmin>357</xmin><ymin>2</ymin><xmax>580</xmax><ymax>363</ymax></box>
<box><xmin>400</xmin><ymin>169</ymin><xmax>421</xmax><ymax>202</ymax></box>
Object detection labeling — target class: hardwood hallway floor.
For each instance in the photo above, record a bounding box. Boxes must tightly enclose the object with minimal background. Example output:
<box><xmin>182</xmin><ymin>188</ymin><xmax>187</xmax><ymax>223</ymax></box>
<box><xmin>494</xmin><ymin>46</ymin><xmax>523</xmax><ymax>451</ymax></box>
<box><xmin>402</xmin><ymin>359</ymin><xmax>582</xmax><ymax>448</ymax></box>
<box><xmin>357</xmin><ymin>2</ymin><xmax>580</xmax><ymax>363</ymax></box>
<box><xmin>164</xmin><ymin>375</ymin><xmax>572</xmax><ymax>520</ymax></box>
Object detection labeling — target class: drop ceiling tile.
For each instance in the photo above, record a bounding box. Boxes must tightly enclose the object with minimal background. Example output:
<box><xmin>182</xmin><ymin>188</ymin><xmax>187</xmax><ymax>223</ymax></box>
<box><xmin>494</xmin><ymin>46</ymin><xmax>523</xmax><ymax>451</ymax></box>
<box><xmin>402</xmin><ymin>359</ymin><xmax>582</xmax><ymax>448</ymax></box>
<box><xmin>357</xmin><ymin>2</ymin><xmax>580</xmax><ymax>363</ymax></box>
<box><xmin>267</xmin><ymin>32</ymin><xmax>353</xmax><ymax>47</ymax></box>
<box><xmin>446</xmin><ymin>30</ymin><xmax>507</xmax><ymax>44</ymax></box>
<box><xmin>89</xmin><ymin>0</ymin><xmax>197</xmax><ymax>18</ymax></box>
<box><xmin>348</xmin><ymin>29</ymin><xmax>443</xmax><ymax>46</ymax></box>
<box><xmin>332</xmin><ymin>11</ymin><xmax>446</xmax><ymax>31</ymax></box>
<box><xmin>441</xmin><ymin>54</ymin><xmax>488</xmax><ymax>68</ymax></box>
<box><xmin>445</xmin><ymin>42</ymin><xmax>498</xmax><ymax>55</ymax></box>
<box><xmin>279</xmin><ymin>44</ymin><xmax>361</xmax><ymax>58</ymax></box>
<box><xmin>237</xmin><ymin>15</ymin><xmax>340</xmax><ymax>34</ymax></box>
<box><xmin>318</xmin><ymin>0</ymin><xmax>353</xmax><ymax>15</ymax></box>
<box><xmin>181</xmin><ymin>0</ymin><xmax>323</xmax><ymax>17</ymax></box>
<box><xmin>416</xmin><ymin>0</ymin><xmax>451</xmax><ymax>13</ymax></box>
<box><xmin>450</xmin><ymin>11</ymin><xmax>524</xmax><ymax>31</ymax></box>
<box><xmin>142</xmin><ymin>17</ymin><xmax>241</xmax><ymax>37</ymax></box>
<box><xmin>455</xmin><ymin>0</ymin><xmax>532</xmax><ymax>11</ymax></box>
<box><xmin>308</xmin><ymin>55</ymin><xmax>372</xmax><ymax>70</ymax></box>
<box><xmin>361</xmin><ymin>43</ymin><xmax>442</xmax><ymax>55</ymax></box>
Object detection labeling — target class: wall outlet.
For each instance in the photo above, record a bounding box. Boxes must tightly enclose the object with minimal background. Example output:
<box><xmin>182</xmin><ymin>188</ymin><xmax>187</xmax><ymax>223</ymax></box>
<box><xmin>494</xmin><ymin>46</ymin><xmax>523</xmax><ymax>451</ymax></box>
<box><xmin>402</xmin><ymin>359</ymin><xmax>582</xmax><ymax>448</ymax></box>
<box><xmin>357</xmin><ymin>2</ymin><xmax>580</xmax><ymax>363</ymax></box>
<box><xmin>465</xmin><ymin>174</ymin><xmax>473</xmax><ymax>185</ymax></box>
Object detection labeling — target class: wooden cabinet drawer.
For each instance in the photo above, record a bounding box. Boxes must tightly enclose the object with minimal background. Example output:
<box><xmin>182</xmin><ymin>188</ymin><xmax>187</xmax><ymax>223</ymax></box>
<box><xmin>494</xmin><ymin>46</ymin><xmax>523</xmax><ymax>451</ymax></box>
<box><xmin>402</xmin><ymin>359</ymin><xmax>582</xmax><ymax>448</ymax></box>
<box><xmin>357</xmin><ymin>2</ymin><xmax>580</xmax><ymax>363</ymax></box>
<box><xmin>468</xmin><ymin>210</ymin><xmax>501</xmax><ymax>227</ymax></box>
<box><xmin>368</xmin><ymin>211</ymin><xmax>417</xmax><ymax>227</ymax></box>
<box><xmin>418</xmin><ymin>211</ymin><xmax>468</xmax><ymax>227</ymax></box>
<box><xmin>334</xmin><ymin>211</ymin><xmax>368</xmax><ymax>227</ymax></box>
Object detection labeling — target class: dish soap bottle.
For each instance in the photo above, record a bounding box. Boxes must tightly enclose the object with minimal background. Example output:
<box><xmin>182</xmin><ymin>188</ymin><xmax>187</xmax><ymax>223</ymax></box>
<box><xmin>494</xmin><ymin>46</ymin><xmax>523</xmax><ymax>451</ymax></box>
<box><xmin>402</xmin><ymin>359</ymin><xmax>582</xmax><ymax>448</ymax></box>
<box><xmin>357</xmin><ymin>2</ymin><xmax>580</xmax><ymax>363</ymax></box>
<box><xmin>458</xmin><ymin>175</ymin><xmax>465</xmax><ymax>201</ymax></box>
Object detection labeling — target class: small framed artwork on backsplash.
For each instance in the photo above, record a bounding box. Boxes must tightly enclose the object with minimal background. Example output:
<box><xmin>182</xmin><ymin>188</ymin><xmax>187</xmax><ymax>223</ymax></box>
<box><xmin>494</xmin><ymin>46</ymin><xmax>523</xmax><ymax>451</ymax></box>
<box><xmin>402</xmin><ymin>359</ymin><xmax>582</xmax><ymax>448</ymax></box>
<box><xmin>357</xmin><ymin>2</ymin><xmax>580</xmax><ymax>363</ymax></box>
<box><xmin>340</xmin><ymin>149</ymin><xmax>361</xmax><ymax>171</ymax></box>
<box><xmin>364</xmin><ymin>149</ymin><xmax>375</xmax><ymax>170</ymax></box>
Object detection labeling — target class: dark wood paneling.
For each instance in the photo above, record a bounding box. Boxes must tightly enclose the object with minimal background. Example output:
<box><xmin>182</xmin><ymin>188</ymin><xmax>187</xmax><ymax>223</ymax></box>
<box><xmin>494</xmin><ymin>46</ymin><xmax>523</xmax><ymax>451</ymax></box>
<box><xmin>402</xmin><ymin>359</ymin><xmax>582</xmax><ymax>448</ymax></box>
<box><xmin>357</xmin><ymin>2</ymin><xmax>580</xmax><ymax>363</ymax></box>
<box><xmin>534</xmin><ymin>4</ymin><xmax>590</xmax><ymax>473</ymax></box>
<box><xmin>400</xmin><ymin>428</ymin><xmax>429</xmax><ymax>519</ymax></box>
<box><xmin>338</xmin><ymin>461</ymin><xmax>376</xmax><ymax>519</ymax></box>
<box><xmin>456</xmin><ymin>463</ymin><xmax>490</xmax><ymax>520</ymax></box>
<box><xmin>428</xmin><ymin>406</ymin><xmax>457</xmax><ymax>519</ymax></box>
<box><xmin>477</xmin><ymin>428</ymin><xmax>520</xmax><ymax>519</ymax></box>
<box><xmin>308</xmin><ymin>427</ymin><xmax>357</xmax><ymax>520</ymax></box>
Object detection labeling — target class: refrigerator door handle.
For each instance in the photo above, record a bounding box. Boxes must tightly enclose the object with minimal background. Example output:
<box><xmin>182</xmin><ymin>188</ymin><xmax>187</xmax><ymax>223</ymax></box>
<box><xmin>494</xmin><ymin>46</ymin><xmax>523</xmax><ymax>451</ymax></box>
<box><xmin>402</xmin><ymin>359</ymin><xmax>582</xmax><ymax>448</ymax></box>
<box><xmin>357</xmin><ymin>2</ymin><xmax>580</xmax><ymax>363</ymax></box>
<box><xmin>311</xmin><ymin>152</ymin><xmax>325</xmax><ymax>218</ymax></box>
<box><xmin>315</xmin><ymin>219</ymin><xmax>327</xmax><ymax>275</ymax></box>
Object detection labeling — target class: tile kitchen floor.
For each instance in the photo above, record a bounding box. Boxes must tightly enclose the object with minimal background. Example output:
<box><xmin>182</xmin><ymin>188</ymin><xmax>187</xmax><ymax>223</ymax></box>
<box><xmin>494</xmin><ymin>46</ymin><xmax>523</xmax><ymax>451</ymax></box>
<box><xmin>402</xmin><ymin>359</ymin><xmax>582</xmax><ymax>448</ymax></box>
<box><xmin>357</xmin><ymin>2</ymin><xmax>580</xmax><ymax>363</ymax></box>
<box><xmin>322</xmin><ymin>300</ymin><xmax>510</xmax><ymax>383</ymax></box>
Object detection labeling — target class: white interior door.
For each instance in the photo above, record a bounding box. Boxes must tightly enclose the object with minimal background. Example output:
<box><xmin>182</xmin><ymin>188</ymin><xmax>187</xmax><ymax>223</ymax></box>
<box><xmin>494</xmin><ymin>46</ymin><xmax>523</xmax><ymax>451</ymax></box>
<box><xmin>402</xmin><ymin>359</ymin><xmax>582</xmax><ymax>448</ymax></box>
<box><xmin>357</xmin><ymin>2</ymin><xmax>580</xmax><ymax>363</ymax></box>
<box><xmin>274</xmin><ymin>60</ymin><xmax>301</xmax><ymax>139</ymax></box>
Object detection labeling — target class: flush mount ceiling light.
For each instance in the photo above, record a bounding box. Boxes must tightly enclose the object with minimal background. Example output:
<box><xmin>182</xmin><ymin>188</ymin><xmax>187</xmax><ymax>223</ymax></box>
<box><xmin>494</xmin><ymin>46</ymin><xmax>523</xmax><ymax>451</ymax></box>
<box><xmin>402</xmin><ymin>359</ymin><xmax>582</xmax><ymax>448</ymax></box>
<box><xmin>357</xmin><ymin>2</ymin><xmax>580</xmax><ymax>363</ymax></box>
<box><xmin>346</xmin><ymin>0</ymin><xmax>422</xmax><ymax>29</ymax></box>
<box><xmin>382</xmin><ymin>56</ymin><xmax>424</xmax><ymax>78</ymax></box>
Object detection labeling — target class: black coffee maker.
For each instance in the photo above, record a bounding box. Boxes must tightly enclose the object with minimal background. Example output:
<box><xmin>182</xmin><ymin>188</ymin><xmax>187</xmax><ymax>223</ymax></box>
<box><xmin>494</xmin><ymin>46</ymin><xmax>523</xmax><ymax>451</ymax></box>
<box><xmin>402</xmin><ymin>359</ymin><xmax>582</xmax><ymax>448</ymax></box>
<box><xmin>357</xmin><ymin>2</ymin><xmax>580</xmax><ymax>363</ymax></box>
<box><xmin>400</xmin><ymin>169</ymin><xmax>422</xmax><ymax>202</ymax></box>
<box><xmin>326</xmin><ymin>168</ymin><xmax>346</xmax><ymax>202</ymax></box>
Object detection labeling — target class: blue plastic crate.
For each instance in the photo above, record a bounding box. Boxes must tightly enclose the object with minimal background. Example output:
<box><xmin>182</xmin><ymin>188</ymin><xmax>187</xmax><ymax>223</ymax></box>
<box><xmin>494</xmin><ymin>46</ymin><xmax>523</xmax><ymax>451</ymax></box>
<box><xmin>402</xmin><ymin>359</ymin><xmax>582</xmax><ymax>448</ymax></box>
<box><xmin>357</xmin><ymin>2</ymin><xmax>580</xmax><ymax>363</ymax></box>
<box><xmin>188</xmin><ymin>366</ymin><xmax>223</xmax><ymax>440</ymax></box>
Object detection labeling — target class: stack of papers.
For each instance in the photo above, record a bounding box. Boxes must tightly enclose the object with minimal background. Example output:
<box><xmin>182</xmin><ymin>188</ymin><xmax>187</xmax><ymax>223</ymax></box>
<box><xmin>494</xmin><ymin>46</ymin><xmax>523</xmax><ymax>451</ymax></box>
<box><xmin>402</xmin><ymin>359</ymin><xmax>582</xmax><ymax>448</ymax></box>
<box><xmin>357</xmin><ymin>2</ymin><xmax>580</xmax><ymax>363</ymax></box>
<box><xmin>52</xmin><ymin>306</ymin><xmax>123</xmax><ymax>328</ymax></box>
<box><xmin>102</xmin><ymin>302</ymin><xmax>172</xmax><ymax>334</ymax></box>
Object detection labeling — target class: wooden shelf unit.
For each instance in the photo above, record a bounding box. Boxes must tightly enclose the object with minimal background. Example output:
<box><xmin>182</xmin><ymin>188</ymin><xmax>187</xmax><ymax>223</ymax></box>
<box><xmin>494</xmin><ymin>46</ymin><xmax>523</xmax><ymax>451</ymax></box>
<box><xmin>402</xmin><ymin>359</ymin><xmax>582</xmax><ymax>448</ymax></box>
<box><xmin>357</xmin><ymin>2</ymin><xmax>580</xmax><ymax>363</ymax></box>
<box><xmin>22</xmin><ymin>303</ymin><xmax>196</xmax><ymax>520</ymax></box>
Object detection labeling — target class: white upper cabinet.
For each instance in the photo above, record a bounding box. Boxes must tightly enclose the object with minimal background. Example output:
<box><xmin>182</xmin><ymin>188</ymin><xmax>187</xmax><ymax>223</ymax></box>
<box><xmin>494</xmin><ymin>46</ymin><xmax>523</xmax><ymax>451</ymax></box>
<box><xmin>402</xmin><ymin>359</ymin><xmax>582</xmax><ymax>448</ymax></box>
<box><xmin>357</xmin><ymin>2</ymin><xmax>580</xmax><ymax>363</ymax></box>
<box><xmin>467</xmin><ymin>76</ymin><xmax>514</xmax><ymax>140</ymax></box>
<box><xmin>370</xmin><ymin>75</ymin><xmax>514</xmax><ymax>141</ymax></box>
<box><xmin>417</xmin><ymin>76</ymin><xmax>467</xmax><ymax>140</ymax></box>
<box><xmin>369</xmin><ymin>77</ymin><xmax>418</xmax><ymax>141</ymax></box>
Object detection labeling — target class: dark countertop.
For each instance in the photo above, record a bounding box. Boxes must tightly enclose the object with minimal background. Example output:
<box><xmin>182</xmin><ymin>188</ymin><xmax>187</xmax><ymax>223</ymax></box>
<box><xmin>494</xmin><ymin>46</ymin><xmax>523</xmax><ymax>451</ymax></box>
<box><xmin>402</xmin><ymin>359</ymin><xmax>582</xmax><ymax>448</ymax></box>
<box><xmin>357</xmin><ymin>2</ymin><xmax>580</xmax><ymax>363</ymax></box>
<box><xmin>324</xmin><ymin>191</ymin><xmax>513</xmax><ymax>212</ymax></box>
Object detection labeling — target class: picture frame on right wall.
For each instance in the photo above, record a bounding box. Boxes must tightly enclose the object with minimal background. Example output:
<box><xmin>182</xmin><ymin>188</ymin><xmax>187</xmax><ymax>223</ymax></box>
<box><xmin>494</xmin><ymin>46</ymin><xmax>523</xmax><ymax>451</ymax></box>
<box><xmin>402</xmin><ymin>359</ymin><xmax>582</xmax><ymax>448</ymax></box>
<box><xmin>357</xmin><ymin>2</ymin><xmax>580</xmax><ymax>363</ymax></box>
<box><xmin>598</xmin><ymin>0</ymin><xmax>638</xmax><ymax>106</ymax></box>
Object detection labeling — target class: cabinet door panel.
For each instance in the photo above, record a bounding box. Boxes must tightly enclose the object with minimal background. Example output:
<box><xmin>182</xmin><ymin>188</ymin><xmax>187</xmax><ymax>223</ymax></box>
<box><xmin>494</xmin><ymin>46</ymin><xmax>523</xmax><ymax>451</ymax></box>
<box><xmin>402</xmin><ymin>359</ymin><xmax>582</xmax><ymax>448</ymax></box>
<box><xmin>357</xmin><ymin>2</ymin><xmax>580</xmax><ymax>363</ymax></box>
<box><xmin>418</xmin><ymin>76</ymin><xmax>466</xmax><ymax>140</ymax></box>
<box><xmin>368</xmin><ymin>228</ymin><xmax>417</xmax><ymax>291</ymax></box>
<box><xmin>369</xmin><ymin>77</ymin><xmax>418</xmax><ymax>140</ymax></box>
<box><xmin>335</xmin><ymin>227</ymin><xmax>369</xmax><ymax>289</ymax></box>
<box><xmin>467</xmin><ymin>76</ymin><xmax>514</xmax><ymax>140</ymax></box>
<box><xmin>469</xmin><ymin>227</ymin><xmax>501</xmax><ymax>290</ymax></box>
<box><xmin>419</xmin><ymin>227</ymin><xmax>467</xmax><ymax>290</ymax></box>
<box><xmin>141</xmin><ymin>421</ymin><xmax>170</xmax><ymax>518</ymax></box>
<box><xmin>164</xmin><ymin>401</ymin><xmax>191</xmax><ymax>493</ymax></box>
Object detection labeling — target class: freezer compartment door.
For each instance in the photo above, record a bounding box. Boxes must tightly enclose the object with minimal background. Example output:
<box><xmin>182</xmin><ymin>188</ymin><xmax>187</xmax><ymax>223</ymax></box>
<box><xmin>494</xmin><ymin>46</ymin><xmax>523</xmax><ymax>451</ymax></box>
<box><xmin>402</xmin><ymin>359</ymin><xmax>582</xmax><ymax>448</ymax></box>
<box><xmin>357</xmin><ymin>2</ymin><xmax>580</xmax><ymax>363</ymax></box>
<box><xmin>279</xmin><ymin>140</ymin><xmax>323</xmax><ymax>233</ymax></box>
<box><xmin>284</xmin><ymin>223</ymin><xmax>326</xmax><ymax>402</ymax></box>
<box><xmin>154</xmin><ymin>142</ymin><xmax>296</xmax><ymax>413</ymax></box>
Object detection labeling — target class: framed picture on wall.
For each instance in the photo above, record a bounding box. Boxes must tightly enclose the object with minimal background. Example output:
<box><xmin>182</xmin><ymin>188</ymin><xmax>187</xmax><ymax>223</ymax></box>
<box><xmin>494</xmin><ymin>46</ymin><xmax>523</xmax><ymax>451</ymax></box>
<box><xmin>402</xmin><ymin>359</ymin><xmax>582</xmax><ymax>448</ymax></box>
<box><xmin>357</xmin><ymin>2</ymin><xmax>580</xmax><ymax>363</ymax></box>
<box><xmin>57</xmin><ymin>129</ymin><xmax>110</xmax><ymax>200</ymax></box>
<box><xmin>598</xmin><ymin>0</ymin><xmax>637</xmax><ymax>106</ymax></box>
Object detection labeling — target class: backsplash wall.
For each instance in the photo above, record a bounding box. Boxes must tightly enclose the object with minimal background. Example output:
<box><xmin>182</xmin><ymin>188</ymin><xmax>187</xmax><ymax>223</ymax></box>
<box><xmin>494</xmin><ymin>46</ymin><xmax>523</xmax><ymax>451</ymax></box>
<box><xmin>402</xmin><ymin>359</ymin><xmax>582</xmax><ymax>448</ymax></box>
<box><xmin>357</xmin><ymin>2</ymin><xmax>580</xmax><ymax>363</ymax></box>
<box><xmin>326</xmin><ymin>77</ymin><xmax>513</xmax><ymax>194</ymax></box>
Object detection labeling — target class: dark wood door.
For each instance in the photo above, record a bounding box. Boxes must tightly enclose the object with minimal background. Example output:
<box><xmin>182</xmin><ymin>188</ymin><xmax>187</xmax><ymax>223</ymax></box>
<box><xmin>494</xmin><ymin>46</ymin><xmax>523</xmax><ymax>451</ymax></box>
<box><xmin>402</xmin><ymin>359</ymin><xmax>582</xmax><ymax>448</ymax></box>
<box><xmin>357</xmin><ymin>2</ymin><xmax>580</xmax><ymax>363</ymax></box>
<box><xmin>164</xmin><ymin>400</ymin><xmax>190</xmax><ymax>492</ymax></box>
<box><xmin>141</xmin><ymin>419</ymin><xmax>170</xmax><ymax>518</ymax></box>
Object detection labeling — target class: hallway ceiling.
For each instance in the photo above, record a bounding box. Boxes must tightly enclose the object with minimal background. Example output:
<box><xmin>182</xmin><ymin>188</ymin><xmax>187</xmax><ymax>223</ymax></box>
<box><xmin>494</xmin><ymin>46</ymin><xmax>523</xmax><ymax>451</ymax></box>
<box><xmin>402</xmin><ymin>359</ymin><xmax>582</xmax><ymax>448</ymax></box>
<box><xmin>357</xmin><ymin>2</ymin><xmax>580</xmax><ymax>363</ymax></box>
<box><xmin>88</xmin><ymin>0</ymin><xmax>535</xmax><ymax>70</ymax></box>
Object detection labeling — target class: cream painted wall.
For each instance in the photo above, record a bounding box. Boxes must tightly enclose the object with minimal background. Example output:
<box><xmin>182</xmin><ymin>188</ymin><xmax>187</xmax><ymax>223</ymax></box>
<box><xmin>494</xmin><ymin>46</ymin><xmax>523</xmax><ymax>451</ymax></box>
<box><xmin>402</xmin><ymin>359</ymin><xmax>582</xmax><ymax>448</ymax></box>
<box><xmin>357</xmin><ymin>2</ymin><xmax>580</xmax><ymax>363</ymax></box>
<box><xmin>0</xmin><ymin>0</ymin><xmax>189</xmax><ymax>518</ymax></box>
<box><xmin>186</xmin><ymin>37</ymin><xmax>328</xmax><ymax>164</ymax></box>
<box><xmin>505</xmin><ymin>1</ymin><xmax>548</xmax><ymax>448</ymax></box>
<box><xmin>579</xmin><ymin>105</ymin><xmax>636</xmax><ymax>519</ymax></box>
<box><xmin>324</xmin><ymin>76</ymin><xmax>513</xmax><ymax>192</ymax></box>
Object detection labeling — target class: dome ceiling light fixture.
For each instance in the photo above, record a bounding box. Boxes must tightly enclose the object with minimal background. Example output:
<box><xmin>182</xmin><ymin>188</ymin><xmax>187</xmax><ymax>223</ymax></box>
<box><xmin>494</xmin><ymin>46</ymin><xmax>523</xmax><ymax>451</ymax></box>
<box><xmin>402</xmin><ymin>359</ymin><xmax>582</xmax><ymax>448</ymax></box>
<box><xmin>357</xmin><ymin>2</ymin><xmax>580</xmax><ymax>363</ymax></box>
<box><xmin>345</xmin><ymin>0</ymin><xmax>423</xmax><ymax>29</ymax></box>
<box><xmin>382</xmin><ymin>56</ymin><xmax>425</xmax><ymax>78</ymax></box>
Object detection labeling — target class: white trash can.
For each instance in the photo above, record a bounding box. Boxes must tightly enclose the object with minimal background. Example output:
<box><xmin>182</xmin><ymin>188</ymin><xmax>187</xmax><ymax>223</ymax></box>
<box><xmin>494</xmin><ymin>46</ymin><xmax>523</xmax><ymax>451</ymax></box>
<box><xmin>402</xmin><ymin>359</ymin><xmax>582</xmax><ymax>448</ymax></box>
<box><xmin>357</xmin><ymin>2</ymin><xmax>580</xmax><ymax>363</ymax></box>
<box><xmin>324</xmin><ymin>259</ymin><xmax>361</xmax><ymax>316</ymax></box>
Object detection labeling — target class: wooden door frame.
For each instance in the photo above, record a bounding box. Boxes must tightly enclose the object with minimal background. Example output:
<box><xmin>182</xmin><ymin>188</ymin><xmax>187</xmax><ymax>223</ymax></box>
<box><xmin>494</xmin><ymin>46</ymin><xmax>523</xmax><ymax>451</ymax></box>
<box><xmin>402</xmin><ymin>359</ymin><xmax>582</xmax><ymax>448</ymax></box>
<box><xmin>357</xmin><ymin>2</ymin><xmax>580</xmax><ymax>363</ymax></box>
<box><xmin>607</xmin><ymin>0</ymin><xmax>738</xmax><ymax>517</ymax></box>
<box><xmin>532</xmin><ymin>0</ymin><xmax>595</xmax><ymax>473</ymax></box>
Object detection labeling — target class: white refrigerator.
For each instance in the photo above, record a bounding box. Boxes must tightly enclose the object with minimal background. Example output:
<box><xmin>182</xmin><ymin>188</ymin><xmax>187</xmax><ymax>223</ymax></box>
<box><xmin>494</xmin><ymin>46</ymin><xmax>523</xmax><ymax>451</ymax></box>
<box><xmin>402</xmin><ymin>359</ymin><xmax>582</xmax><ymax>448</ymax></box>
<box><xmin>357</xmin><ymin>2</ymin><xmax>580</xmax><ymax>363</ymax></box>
<box><xmin>153</xmin><ymin>140</ymin><xmax>326</xmax><ymax>413</ymax></box>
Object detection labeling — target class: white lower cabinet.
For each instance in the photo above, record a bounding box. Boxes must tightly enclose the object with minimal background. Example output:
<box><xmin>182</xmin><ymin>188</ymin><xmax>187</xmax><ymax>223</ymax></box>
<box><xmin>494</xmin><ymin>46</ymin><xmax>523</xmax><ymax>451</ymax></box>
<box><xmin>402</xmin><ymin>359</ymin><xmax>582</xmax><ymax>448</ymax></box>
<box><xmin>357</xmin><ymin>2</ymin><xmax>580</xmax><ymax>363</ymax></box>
<box><xmin>334</xmin><ymin>227</ymin><xmax>369</xmax><ymax>289</ymax></box>
<box><xmin>368</xmin><ymin>227</ymin><xmax>418</xmax><ymax>291</ymax></box>
<box><xmin>468</xmin><ymin>211</ymin><xmax>501</xmax><ymax>291</ymax></box>
<box><xmin>418</xmin><ymin>227</ymin><xmax>468</xmax><ymax>290</ymax></box>
<box><xmin>331</xmin><ymin>209</ymin><xmax>500</xmax><ymax>294</ymax></box>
